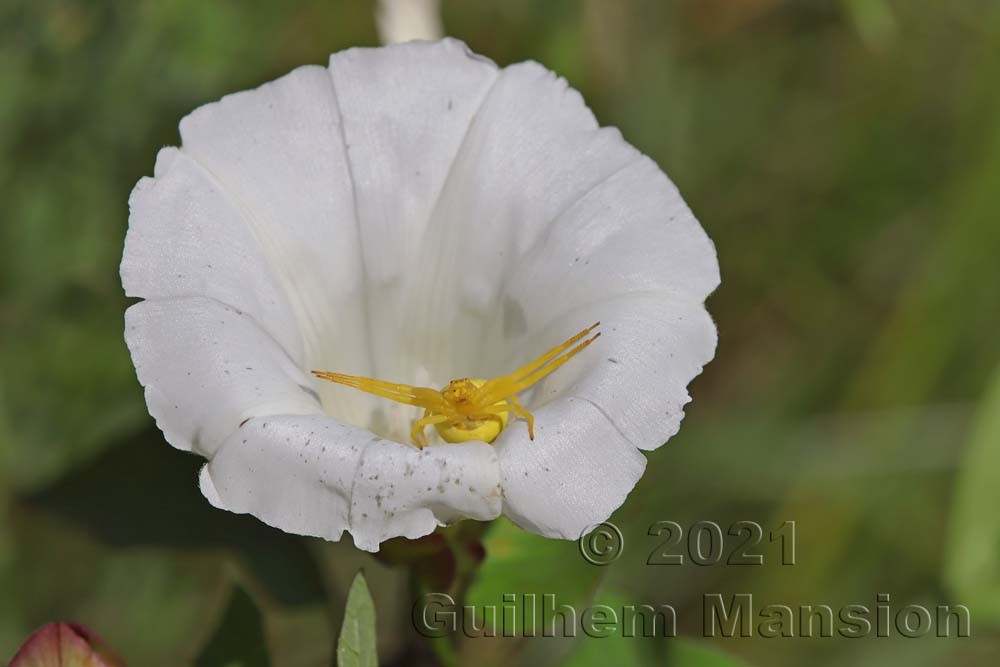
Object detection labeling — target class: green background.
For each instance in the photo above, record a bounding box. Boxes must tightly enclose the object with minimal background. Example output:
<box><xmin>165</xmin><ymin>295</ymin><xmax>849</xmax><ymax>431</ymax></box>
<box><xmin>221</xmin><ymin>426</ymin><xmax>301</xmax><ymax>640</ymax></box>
<box><xmin>2</xmin><ymin>0</ymin><xmax>1000</xmax><ymax>664</ymax></box>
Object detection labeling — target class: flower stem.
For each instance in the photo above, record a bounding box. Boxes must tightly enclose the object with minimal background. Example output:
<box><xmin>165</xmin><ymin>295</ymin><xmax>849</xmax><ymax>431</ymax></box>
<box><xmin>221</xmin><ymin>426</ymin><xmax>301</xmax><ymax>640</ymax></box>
<box><xmin>402</xmin><ymin>520</ymin><xmax>491</xmax><ymax>666</ymax></box>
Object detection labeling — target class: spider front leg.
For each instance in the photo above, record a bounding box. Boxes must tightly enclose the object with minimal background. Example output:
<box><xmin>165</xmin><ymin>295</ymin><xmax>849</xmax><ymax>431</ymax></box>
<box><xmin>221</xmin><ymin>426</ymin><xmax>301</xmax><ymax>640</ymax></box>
<box><xmin>411</xmin><ymin>410</ymin><xmax>450</xmax><ymax>449</ymax></box>
<box><xmin>506</xmin><ymin>395</ymin><xmax>535</xmax><ymax>440</ymax></box>
<box><xmin>469</xmin><ymin>399</ymin><xmax>535</xmax><ymax>441</ymax></box>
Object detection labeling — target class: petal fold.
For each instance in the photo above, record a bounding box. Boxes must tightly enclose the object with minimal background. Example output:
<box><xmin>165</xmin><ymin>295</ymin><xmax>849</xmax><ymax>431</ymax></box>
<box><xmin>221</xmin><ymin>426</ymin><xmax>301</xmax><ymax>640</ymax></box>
<box><xmin>496</xmin><ymin>396</ymin><xmax>646</xmax><ymax>539</ymax></box>
<box><xmin>201</xmin><ymin>415</ymin><xmax>501</xmax><ymax>551</ymax></box>
<box><xmin>125</xmin><ymin>297</ymin><xmax>320</xmax><ymax>456</ymax></box>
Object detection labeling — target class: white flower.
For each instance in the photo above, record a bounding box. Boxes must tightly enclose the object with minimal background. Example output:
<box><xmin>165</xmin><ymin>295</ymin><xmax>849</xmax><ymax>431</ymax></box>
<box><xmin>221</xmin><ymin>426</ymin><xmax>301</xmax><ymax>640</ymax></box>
<box><xmin>122</xmin><ymin>39</ymin><xmax>719</xmax><ymax>552</ymax></box>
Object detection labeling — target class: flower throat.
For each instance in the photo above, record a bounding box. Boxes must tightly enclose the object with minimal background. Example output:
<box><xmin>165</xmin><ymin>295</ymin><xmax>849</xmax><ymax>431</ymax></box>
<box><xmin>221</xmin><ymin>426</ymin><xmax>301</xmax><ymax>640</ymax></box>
<box><xmin>311</xmin><ymin>322</ymin><xmax>600</xmax><ymax>448</ymax></box>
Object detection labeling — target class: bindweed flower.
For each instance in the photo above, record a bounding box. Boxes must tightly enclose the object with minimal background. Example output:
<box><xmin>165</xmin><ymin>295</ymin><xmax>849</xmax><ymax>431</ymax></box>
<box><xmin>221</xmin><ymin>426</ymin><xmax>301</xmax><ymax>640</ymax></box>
<box><xmin>122</xmin><ymin>39</ymin><xmax>719</xmax><ymax>552</ymax></box>
<box><xmin>9</xmin><ymin>622</ymin><xmax>124</xmax><ymax>667</ymax></box>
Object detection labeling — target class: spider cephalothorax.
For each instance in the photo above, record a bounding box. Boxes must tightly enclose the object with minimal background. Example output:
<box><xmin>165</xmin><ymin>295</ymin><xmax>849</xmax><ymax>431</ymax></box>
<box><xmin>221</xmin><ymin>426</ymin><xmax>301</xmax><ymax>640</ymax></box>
<box><xmin>312</xmin><ymin>322</ymin><xmax>600</xmax><ymax>448</ymax></box>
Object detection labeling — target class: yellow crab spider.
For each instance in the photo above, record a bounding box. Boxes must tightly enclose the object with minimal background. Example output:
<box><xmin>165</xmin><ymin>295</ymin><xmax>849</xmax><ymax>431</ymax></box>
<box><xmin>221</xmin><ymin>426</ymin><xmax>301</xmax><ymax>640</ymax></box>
<box><xmin>311</xmin><ymin>322</ymin><xmax>601</xmax><ymax>448</ymax></box>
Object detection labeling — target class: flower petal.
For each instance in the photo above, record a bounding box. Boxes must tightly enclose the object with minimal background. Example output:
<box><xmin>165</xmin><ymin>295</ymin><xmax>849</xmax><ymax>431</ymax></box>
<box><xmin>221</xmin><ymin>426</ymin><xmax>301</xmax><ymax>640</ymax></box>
<box><xmin>124</xmin><ymin>297</ymin><xmax>320</xmax><ymax>456</ymax></box>
<box><xmin>10</xmin><ymin>622</ymin><xmax>122</xmax><ymax>667</ymax></box>
<box><xmin>525</xmin><ymin>294</ymin><xmax>717</xmax><ymax>451</ymax></box>
<box><xmin>123</xmin><ymin>147</ymin><xmax>303</xmax><ymax>359</ymax></box>
<box><xmin>349</xmin><ymin>436</ymin><xmax>501</xmax><ymax>550</ymax></box>
<box><xmin>495</xmin><ymin>155</ymin><xmax>719</xmax><ymax>450</ymax></box>
<box><xmin>495</xmin><ymin>295</ymin><xmax>715</xmax><ymax>535</ymax></box>
<box><xmin>327</xmin><ymin>38</ymin><xmax>498</xmax><ymax>288</ymax></box>
<box><xmin>200</xmin><ymin>415</ymin><xmax>501</xmax><ymax>551</ymax></box>
<box><xmin>162</xmin><ymin>40</ymin><xmax>503</xmax><ymax>388</ymax></box>
<box><xmin>175</xmin><ymin>64</ymin><xmax>370</xmax><ymax>381</ymax></box>
<box><xmin>495</xmin><ymin>296</ymin><xmax>715</xmax><ymax>538</ymax></box>
<box><xmin>392</xmin><ymin>60</ymin><xmax>648</xmax><ymax>379</ymax></box>
<box><xmin>325</xmin><ymin>38</ymin><xmax>501</xmax><ymax>384</ymax></box>
<box><xmin>502</xmin><ymin>156</ymin><xmax>720</xmax><ymax>313</ymax></box>
<box><xmin>486</xmin><ymin>152</ymin><xmax>718</xmax><ymax>534</ymax></box>
<box><xmin>495</xmin><ymin>395</ymin><xmax>646</xmax><ymax>540</ymax></box>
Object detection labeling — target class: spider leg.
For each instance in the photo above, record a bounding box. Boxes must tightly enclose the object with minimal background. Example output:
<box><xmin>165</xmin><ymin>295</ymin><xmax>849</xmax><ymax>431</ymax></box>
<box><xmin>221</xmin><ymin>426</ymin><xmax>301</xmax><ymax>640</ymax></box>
<box><xmin>311</xmin><ymin>371</ymin><xmax>453</xmax><ymax>414</ymax></box>
<box><xmin>410</xmin><ymin>411</ymin><xmax>451</xmax><ymax>449</ymax></box>
<box><xmin>474</xmin><ymin>322</ymin><xmax>599</xmax><ymax>404</ymax></box>
<box><xmin>506</xmin><ymin>395</ymin><xmax>535</xmax><ymax>440</ymax></box>
<box><xmin>474</xmin><ymin>326</ymin><xmax>601</xmax><ymax>407</ymax></box>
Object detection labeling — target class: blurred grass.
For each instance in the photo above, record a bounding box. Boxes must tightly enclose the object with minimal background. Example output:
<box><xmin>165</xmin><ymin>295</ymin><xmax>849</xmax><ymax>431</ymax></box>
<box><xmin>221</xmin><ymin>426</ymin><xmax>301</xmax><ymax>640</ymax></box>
<box><xmin>2</xmin><ymin>0</ymin><xmax>1000</xmax><ymax>665</ymax></box>
<box><xmin>945</xmin><ymin>364</ymin><xmax>1000</xmax><ymax>623</ymax></box>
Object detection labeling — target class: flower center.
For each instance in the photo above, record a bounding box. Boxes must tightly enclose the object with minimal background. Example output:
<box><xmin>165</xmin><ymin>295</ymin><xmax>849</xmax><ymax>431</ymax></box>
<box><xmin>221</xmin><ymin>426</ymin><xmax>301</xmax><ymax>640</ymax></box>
<box><xmin>311</xmin><ymin>322</ymin><xmax>600</xmax><ymax>448</ymax></box>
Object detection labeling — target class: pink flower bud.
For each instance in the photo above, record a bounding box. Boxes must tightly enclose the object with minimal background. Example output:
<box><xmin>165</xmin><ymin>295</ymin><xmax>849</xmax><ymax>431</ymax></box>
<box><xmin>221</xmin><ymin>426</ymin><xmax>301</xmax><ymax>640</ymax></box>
<box><xmin>9</xmin><ymin>622</ymin><xmax>124</xmax><ymax>667</ymax></box>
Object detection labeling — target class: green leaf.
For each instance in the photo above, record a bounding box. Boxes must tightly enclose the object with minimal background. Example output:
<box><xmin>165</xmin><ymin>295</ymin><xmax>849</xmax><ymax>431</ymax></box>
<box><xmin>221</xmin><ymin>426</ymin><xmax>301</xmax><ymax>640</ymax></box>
<box><xmin>561</xmin><ymin>592</ymin><xmax>649</xmax><ymax>667</ymax></box>
<box><xmin>461</xmin><ymin>517</ymin><xmax>608</xmax><ymax>665</ymax></box>
<box><xmin>945</xmin><ymin>364</ymin><xmax>1000</xmax><ymax>622</ymax></box>
<box><xmin>467</xmin><ymin>518</ymin><xmax>607</xmax><ymax>635</ymax></box>
<box><xmin>21</xmin><ymin>428</ymin><xmax>328</xmax><ymax>607</ymax></box>
<box><xmin>196</xmin><ymin>585</ymin><xmax>271</xmax><ymax>667</ymax></box>
<box><xmin>841</xmin><ymin>0</ymin><xmax>898</xmax><ymax>49</ymax></box>
<box><xmin>337</xmin><ymin>571</ymin><xmax>378</xmax><ymax>667</ymax></box>
<box><xmin>1</xmin><ymin>506</ymin><xmax>225</xmax><ymax>666</ymax></box>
